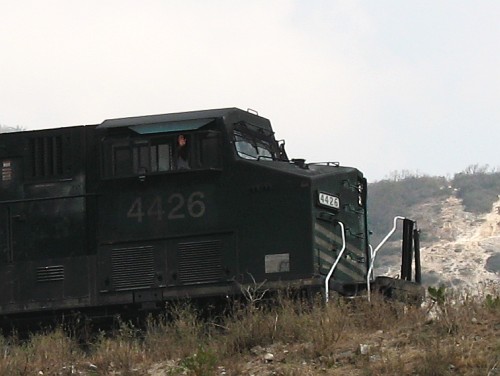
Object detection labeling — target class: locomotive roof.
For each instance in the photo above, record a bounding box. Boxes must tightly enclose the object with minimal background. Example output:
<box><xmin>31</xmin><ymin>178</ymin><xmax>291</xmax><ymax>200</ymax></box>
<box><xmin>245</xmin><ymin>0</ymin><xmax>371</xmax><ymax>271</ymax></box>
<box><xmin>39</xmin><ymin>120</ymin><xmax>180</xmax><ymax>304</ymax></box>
<box><xmin>98</xmin><ymin>107</ymin><xmax>266</xmax><ymax>129</ymax></box>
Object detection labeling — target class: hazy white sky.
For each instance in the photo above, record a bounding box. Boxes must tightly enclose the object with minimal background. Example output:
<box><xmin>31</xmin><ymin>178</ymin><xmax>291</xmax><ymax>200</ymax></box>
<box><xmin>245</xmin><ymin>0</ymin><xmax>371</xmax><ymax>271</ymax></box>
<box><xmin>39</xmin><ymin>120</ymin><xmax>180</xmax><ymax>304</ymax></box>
<box><xmin>1</xmin><ymin>1</ymin><xmax>498</xmax><ymax>181</ymax></box>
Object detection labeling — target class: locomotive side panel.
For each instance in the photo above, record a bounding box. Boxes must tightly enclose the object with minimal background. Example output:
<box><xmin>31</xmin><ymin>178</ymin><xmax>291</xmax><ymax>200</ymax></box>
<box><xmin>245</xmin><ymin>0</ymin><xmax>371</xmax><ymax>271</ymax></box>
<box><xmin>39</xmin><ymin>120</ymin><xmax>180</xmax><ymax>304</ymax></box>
<box><xmin>93</xmin><ymin>116</ymin><xmax>241</xmax><ymax>303</ymax></box>
<box><xmin>0</xmin><ymin>127</ymin><xmax>94</xmax><ymax>314</ymax></box>
<box><xmin>226</xmin><ymin>161</ymin><xmax>314</xmax><ymax>285</ymax></box>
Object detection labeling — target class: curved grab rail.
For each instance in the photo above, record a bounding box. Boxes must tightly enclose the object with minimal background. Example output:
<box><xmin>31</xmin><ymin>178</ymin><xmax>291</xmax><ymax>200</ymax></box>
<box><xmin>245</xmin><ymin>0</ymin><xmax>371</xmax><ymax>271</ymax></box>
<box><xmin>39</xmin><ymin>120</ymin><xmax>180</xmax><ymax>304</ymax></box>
<box><xmin>367</xmin><ymin>216</ymin><xmax>405</xmax><ymax>302</ymax></box>
<box><xmin>324</xmin><ymin>221</ymin><xmax>346</xmax><ymax>303</ymax></box>
<box><xmin>368</xmin><ymin>244</ymin><xmax>374</xmax><ymax>280</ymax></box>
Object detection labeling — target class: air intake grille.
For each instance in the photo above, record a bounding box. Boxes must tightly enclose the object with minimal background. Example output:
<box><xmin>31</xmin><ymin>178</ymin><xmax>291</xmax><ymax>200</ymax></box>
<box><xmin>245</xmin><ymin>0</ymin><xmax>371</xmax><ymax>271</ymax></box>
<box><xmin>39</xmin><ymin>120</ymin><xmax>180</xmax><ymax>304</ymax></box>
<box><xmin>29</xmin><ymin>136</ymin><xmax>64</xmax><ymax>178</ymax></box>
<box><xmin>37</xmin><ymin>265</ymin><xmax>64</xmax><ymax>282</ymax></box>
<box><xmin>178</xmin><ymin>240</ymin><xmax>222</xmax><ymax>284</ymax></box>
<box><xmin>111</xmin><ymin>246</ymin><xmax>155</xmax><ymax>291</ymax></box>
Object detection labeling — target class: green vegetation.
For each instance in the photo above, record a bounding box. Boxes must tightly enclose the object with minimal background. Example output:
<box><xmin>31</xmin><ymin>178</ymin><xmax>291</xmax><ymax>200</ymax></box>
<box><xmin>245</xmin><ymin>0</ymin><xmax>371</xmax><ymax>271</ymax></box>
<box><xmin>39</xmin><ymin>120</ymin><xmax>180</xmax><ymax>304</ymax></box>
<box><xmin>367</xmin><ymin>165</ymin><xmax>500</xmax><ymax>243</ymax></box>
<box><xmin>452</xmin><ymin>167</ymin><xmax>500</xmax><ymax>214</ymax></box>
<box><xmin>0</xmin><ymin>292</ymin><xmax>498</xmax><ymax>375</ymax></box>
<box><xmin>485</xmin><ymin>294</ymin><xmax>500</xmax><ymax>310</ymax></box>
<box><xmin>428</xmin><ymin>285</ymin><xmax>447</xmax><ymax>306</ymax></box>
<box><xmin>367</xmin><ymin>174</ymin><xmax>448</xmax><ymax>243</ymax></box>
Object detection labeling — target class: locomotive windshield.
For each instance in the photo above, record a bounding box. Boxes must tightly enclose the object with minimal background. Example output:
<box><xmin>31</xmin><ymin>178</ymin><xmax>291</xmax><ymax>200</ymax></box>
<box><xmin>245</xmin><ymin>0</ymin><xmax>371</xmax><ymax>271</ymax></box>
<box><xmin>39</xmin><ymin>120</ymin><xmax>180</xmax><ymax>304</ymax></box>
<box><xmin>233</xmin><ymin>122</ymin><xmax>279</xmax><ymax>161</ymax></box>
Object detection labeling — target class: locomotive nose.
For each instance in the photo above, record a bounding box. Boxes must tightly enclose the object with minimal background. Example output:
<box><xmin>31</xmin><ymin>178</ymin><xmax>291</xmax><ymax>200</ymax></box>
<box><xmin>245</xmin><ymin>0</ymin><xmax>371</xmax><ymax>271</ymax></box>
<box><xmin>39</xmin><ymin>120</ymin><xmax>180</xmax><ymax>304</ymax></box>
<box><xmin>312</xmin><ymin>171</ymin><xmax>369</xmax><ymax>294</ymax></box>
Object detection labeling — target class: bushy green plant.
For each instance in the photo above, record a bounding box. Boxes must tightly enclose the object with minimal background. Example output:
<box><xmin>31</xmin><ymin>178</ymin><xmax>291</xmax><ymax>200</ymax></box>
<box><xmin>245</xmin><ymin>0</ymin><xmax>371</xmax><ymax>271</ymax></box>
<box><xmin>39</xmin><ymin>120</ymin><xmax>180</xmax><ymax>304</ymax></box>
<box><xmin>428</xmin><ymin>285</ymin><xmax>447</xmax><ymax>306</ymax></box>
<box><xmin>484</xmin><ymin>294</ymin><xmax>500</xmax><ymax>310</ymax></box>
<box><xmin>178</xmin><ymin>347</ymin><xmax>218</xmax><ymax>376</ymax></box>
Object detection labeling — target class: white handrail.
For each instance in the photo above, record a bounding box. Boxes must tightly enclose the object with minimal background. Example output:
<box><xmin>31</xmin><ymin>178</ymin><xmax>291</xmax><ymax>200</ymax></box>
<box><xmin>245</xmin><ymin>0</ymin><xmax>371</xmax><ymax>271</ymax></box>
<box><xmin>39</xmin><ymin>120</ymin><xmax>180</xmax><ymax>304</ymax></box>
<box><xmin>367</xmin><ymin>216</ymin><xmax>405</xmax><ymax>302</ymax></box>
<box><xmin>369</xmin><ymin>244</ymin><xmax>374</xmax><ymax>280</ymax></box>
<box><xmin>324</xmin><ymin>221</ymin><xmax>346</xmax><ymax>303</ymax></box>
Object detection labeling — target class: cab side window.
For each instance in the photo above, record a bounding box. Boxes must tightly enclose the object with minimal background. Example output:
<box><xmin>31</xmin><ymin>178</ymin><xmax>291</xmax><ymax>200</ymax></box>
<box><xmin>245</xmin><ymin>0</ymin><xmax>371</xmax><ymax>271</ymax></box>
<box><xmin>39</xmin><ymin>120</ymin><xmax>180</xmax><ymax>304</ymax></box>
<box><xmin>103</xmin><ymin>138</ymin><xmax>174</xmax><ymax>178</ymax></box>
<box><xmin>102</xmin><ymin>131</ymin><xmax>221</xmax><ymax>178</ymax></box>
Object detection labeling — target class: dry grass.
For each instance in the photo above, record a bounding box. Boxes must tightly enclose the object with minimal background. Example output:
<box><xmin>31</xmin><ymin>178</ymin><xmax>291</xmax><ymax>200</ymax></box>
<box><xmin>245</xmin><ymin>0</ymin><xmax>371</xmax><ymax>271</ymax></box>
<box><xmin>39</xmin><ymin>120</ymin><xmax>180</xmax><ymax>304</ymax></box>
<box><xmin>0</xmin><ymin>289</ymin><xmax>498</xmax><ymax>375</ymax></box>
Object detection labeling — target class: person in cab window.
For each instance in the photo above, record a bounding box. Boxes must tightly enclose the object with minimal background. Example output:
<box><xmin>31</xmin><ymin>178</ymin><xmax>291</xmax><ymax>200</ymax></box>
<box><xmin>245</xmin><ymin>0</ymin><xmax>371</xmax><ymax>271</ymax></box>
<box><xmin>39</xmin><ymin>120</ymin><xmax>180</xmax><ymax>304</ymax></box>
<box><xmin>176</xmin><ymin>134</ymin><xmax>190</xmax><ymax>170</ymax></box>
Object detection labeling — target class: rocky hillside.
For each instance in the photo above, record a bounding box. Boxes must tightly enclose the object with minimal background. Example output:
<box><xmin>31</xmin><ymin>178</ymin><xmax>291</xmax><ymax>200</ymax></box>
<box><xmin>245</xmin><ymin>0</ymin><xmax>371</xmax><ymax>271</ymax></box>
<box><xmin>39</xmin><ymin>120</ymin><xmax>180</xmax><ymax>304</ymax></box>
<box><xmin>419</xmin><ymin>195</ymin><xmax>500</xmax><ymax>291</ymax></box>
<box><xmin>371</xmin><ymin>182</ymin><xmax>500</xmax><ymax>294</ymax></box>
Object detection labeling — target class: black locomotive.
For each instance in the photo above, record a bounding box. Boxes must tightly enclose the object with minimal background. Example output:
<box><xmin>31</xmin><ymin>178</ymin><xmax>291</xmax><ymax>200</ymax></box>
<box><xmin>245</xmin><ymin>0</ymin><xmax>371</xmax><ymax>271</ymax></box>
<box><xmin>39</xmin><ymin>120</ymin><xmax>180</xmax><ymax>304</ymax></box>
<box><xmin>0</xmin><ymin>108</ymin><xmax>421</xmax><ymax>321</ymax></box>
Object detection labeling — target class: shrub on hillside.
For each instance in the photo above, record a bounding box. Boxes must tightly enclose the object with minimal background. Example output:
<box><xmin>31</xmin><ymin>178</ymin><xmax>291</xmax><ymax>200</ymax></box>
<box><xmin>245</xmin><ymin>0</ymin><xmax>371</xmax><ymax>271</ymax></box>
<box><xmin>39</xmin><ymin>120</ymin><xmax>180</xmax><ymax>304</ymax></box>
<box><xmin>368</xmin><ymin>175</ymin><xmax>448</xmax><ymax>243</ymax></box>
<box><xmin>452</xmin><ymin>170</ymin><xmax>500</xmax><ymax>214</ymax></box>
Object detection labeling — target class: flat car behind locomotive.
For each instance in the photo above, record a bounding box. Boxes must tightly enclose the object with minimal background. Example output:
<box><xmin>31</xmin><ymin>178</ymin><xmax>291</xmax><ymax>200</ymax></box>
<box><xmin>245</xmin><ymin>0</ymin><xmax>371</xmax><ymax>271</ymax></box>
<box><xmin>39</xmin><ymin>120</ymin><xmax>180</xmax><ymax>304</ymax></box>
<box><xmin>0</xmin><ymin>108</ymin><xmax>422</xmax><ymax>322</ymax></box>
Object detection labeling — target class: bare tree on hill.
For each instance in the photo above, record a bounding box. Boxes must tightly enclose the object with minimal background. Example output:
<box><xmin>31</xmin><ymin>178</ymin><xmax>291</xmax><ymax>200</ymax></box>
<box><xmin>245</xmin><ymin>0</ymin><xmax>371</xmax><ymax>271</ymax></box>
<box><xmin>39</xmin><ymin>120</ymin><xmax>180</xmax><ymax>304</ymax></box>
<box><xmin>0</xmin><ymin>124</ymin><xmax>25</xmax><ymax>133</ymax></box>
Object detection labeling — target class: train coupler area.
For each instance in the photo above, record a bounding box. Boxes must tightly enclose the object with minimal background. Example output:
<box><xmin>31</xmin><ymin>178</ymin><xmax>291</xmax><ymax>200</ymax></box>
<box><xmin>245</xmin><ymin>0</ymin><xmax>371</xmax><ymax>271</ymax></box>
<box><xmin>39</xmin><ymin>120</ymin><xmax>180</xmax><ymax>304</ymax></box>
<box><xmin>328</xmin><ymin>280</ymin><xmax>369</xmax><ymax>297</ymax></box>
<box><xmin>328</xmin><ymin>277</ymin><xmax>425</xmax><ymax>304</ymax></box>
<box><xmin>372</xmin><ymin>276</ymin><xmax>425</xmax><ymax>304</ymax></box>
